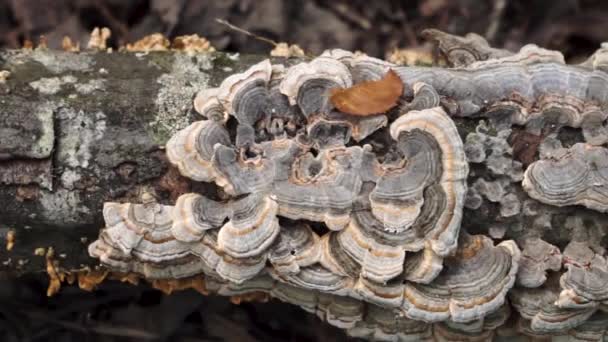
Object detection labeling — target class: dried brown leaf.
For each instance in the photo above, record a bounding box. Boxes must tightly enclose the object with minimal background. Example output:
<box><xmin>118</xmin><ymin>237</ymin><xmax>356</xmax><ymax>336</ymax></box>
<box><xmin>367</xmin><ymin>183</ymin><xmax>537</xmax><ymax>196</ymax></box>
<box><xmin>329</xmin><ymin>69</ymin><xmax>403</xmax><ymax>116</ymax></box>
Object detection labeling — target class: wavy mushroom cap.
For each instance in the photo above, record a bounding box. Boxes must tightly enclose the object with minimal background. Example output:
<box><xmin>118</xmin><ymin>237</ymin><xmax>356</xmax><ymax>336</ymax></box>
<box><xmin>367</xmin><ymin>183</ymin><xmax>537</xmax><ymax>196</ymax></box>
<box><xmin>401</xmin><ymin>234</ymin><xmax>520</xmax><ymax>323</ymax></box>
<box><xmin>387</xmin><ymin>106</ymin><xmax>469</xmax><ymax>256</ymax></box>
<box><xmin>516</xmin><ymin>237</ymin><xmax>562</xmax><ymax>288</ymax></box>
<box><xmin>279</xmin><ymin>56</ymin><xmax>352</xmax><ymax>112</ymax></box>
<box><xmin>166</xmin><ymin>120</ymin><xmax>231</xmax><ymax>182</ymax></box>
<box><xmin>510</xmin><ymin>283</ymin><xmax>597</xmax><ymax>334</ymax></box>
<box><xmin>269</xmin><ymin>223</ymin><xmax>321</xmax><ymax>275</ymax></box>
<box><xmin>89</xmin><ymin>203</ymin><xmax>217</xmax><ymax>279</ymax></box>
<box><xmin>217</xmin><ymin>194</ymin><xmax>280</xmax><ymax>259</ymax></box>
<box><xmin>273</xmin><ymin>146</ymin><xmax>364</xmax><ymax>230</ymax></box>
<box><xmin>193</xmin><ymin>87</ymin><xmax>228</xmax><ymax>123</ymax></box>
<box><xmin>558</xmin><ymin>241</ymin><xmax>608</xmax><ymax>306</ymax></box>
<box><xmin>523</xmin><ymin>143</ymin><xmax>608</xmax><ymax>212</ymax></box>
<box><xmin>171</xmin><ymin>193</ymin><xmax>228</xmax><ymax>242</ymax></box>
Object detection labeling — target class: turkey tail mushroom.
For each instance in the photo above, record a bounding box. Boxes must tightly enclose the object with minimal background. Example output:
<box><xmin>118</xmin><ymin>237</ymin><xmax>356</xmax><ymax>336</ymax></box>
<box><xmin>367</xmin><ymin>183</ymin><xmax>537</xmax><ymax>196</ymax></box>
<box><xmin>89</xmin><ymin>202</ymin><xmax>218</xmax><ymax>279</ymax></box>
<box><xmin>166</xmin><ymin>120</ymin><xmax>231</xmax><ymax>183</ymax></box>
<box><xmin>86</xmin><ymin>31</ymin><xmax>608</xmax><ymax>340</ymax></box>
<box><xmin>523</xmin><ymin>143</ymin><xmax>608</xmax><ymax>213</ymax></box>
<box><xmin>385</xmin><ymin>106</ymin><xmax>469</xmax><ymax>256</ymax></box>
<box><xmin>401</xmin><ymin>234</ymin><xmax>520</xmax><ymax>323</ymax></box>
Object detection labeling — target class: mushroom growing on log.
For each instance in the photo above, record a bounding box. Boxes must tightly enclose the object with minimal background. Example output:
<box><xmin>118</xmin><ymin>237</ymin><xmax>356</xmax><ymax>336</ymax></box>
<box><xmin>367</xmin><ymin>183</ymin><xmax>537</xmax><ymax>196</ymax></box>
<box><xmin>3</xmin><ymin>29</ymin><xmax>608</xmax><ymax>340</ymax></box>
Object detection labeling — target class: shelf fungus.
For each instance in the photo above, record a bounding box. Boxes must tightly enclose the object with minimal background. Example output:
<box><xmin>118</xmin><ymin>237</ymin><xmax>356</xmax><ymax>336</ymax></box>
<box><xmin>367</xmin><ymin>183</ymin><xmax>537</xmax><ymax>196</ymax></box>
<box><xmin>432</xmin><ymin>303</ymin><xmax>511</xmax><ymax>342</ymax></box>
<box><xmin>386</xmin><ymin>106</ymin><xmax>468</xmax><ymax>256</ymax></box>
<box><xmin>516</xmin><ymin>237</ymin><xmax>562</xmax><ymax>288</ymax></box>
<box><xmin>87</xmin><ymin>29</ymin><xmax>608</xmax><ymax>340</ymax></box>
<box><xmin>523</xmin><ymin>143</ymin><xmax>608</xmax><ymax>213</ymax></box>
<box><xmin>268</xmin><ymin>223</ymin><xmax>321</xmax><ymax>275</ymax></box>
<box><xmin>217</xmin><ymin>194</ymin><xmax>280</xmax><ymax>259</ymax></box>
<box><xmin>401</xmin><ymin>234</ymin><xmax>520</xmax><ymax>323</ymax></box>
<box><xmin>166</xmin><ymin>120</ymin><xmax>230</xmax><ymax>183</ymax></box>
<box><xmin>510</xmin><ymin>279</ymin><xmax>598</xmax><ymax>335</ymax></box>
<box><xmin>420</xmin><ymin>29</ymin><xmax>513</xmax><ymax>67</ymax></box>
<box><xmin>558</xmin><ymin>241</ymin><xmax>608</xmax><ymax>308</ymax></box>
<box><xmin>88</xmin><ymin>202</ymin><xmax>216</xmax><ymax>279</ymax></box>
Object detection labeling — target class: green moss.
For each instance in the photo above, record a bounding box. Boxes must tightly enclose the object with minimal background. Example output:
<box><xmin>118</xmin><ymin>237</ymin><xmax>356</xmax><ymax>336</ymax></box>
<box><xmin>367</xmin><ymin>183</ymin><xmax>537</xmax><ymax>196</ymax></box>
<box><xmin>142</xmin><ymin>51</ymin><xmax>176</xmax><ymax>71</ymax></box>
<box><xmin>147</xmin><ymin>53</ymin><xmax>214</xmax><ymax>144</ymax></box>
<box><xmin>413</xmin><ymin>61</ymin><xmax>435</xmax><ymax>67</ymax></box>
<box><xmin>210</xmin><ymin>52</ymin><xmax>238</xmax><ymax>69</ymax></box>
<box><xmin>454</xmin><ymin>118</ymin><xmax>480</xmax><ymax>139</ymax></box>
<box><xmin>3</xmin><ymin>54</ymin><xmax>54</xmax><ymax>84</ymax></box>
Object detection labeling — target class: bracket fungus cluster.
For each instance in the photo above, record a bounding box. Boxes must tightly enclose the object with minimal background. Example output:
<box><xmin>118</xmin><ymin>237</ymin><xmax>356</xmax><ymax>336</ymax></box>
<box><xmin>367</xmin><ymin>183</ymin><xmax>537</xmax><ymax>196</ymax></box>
<box><xmin>89</xmin><ymin>29</ymin><xmax>608</xmax><ymax>340</ymax></box>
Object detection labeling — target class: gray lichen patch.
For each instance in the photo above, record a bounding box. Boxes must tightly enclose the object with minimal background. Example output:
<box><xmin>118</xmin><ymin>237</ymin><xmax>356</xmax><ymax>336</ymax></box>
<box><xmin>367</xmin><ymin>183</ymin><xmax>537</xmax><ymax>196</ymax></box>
<box><xmin>29</xmin><ymin>102</ymin><xmax>55</xmax><ymax>158</ymax></box>
<box><xmin>149</xmin><ymin>54</ymin><xmax>213</xmax><ymax>143</ymax></box>
<box><xmin>38</xmin><ymin>188</ymin><xmax>91</xmax><ymax>226</ymax></box>
<box><xmin>60</xmin><ymin>169</ymin><xmax>83</xmax><ymax>191</ymax></box>
<box><xmin>0</xmin><ymin>97</ymin><xmax>55</xmax><ymax>159</ymax></box>
<box><xmin>56</xmin><ymin>108</ymin><xmax>107</xmax><ymax>169</ymax></box>
<box><xmin>29</xmin><ymin>75</ymin><xmax>77</xmax><ymax>95</ymax></box>
<box><xmin>74</xmin><ymin>79</ymin><xmax>105</xmax><ymax>95</ymax></box>
<box><xmin>14</xmin><ymin>50</ymin><xmax>93</xmax><ymax>74</ymax></box>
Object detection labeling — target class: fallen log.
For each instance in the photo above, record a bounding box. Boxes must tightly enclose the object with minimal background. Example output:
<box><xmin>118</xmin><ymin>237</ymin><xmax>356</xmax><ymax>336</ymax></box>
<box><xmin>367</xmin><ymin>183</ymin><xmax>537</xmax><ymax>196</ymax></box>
<box><xmin>2</xmin><ymin>30</ymin><xmax>608</xmax><ymax>340</ymax></box>
<box><xmin>0</xmin><ymin>46</ymin><xmax>270</xmax><ymax>274</ymax></box>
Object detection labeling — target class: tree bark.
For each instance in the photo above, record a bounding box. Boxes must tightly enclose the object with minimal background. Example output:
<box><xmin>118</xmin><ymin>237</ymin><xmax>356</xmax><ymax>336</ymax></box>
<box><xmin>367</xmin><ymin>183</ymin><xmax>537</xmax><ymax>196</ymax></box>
<box><xmin>0</xmin><ymin>48</ymin><xmax>272</xmax><ymax>275</ymax></box>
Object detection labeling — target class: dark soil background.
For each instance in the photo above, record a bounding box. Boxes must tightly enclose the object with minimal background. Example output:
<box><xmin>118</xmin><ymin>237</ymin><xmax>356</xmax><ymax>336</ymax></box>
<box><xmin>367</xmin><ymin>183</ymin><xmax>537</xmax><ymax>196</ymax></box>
<box><xmin>1</xmin><ymin>0</ymin><xmax>608</xmax><ymax>341</ymax></box>
<box><xmin>2</xmin><ymin>0</ymin><xmax>608</xmax><ymax>60</ymax></box>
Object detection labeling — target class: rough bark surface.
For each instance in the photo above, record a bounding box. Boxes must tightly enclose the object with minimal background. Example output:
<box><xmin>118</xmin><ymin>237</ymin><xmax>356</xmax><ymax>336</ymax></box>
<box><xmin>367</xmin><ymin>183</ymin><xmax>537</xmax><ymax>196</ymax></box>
<box><xmin>0</xmin><ymin>48</ymin><xmax>272</xmax><ymax>275</ymax></box>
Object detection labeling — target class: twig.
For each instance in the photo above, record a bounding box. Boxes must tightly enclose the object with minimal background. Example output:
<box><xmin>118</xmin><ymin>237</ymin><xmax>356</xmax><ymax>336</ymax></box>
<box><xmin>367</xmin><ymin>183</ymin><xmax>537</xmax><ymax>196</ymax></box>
<box><xmin>215</xmin><ymin>18</ymin><xmax>278</xmax><ymax>47</ymax></box>
<box><xmin>215</xmin><ymin>18</ymin><xmax>315</xmax><ymax>58</ymax></box>
<box><xmin>485</xmin><ymin>0</ymin><xmax>507</xmax><ymax>42</ymax></box>
<box><xmin>325</xmin><ymin>3</ymin><xmax>371</xmax><ymax>30</ymax></box>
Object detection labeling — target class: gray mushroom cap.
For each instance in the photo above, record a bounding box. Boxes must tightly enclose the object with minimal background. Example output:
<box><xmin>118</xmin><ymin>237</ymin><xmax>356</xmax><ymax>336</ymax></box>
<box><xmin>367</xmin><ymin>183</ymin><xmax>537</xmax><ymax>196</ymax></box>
<box><xmin>166</xmin><ymin>120</ymin><xmax>231</xmax><ymax>183</ymax></box>
<box><xmin>516</xmin><ymin>237</ymin><xmax>562</xmax><ymax>288</ymax></box>
<box><xmin>510</xmin><ymin>280</ymin><xmax>597</xmax><ymax>334</ymax></box>
<box><xmin>273</xmin><ymin>145</ymin><xmax>364</xmax><ymax>230</ymax></box>
<box><xmin>401</xmin><ymin>234</ymin><xmax>520</xmax><ymax>323</ymax></box>
<box><xmin>217</xmin><ymin>194</ymin><xmax>280</xmax><ymax>259</ymax></box>
<box><xmin>217</xmin><ymin>60</ymin><xmax>273</xmax><ymax>120</ymax></box>
<box><xmin>171</xmin><ymin>193</ymin><xmax>228</xmax><ymax>242</ymax></box>
<box><xmin>523</xmin><ymin>143</ymin><xmax>608</xmax><ymax>213</ymax></box>
<box><xmin>279</xmin><ymin>56</ymin><xmax>352</xmax><ymax>113</ymax></box>
<box><xmin>88</xmin><ymin>202</ymin><xmax>218</xmax><ymax>279</ymax></box>
<box><xmin>268</xmin><ymin>222</ymin><xmax>321</xmax><ymax>275</ymax></box>
<box><xmin>193</xmin><ymin>87</ymin><xmax>228</xmax><ymax>123</ymax></box>
<box><xmin>386</xmin><ymin>107</ymin><xmax>469</xmax><ymax>257</ymax></box>
<box><xmin>558</xmin><ymin>241</ymin><xmax>608</xmax><ymax>307</ymax></box>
